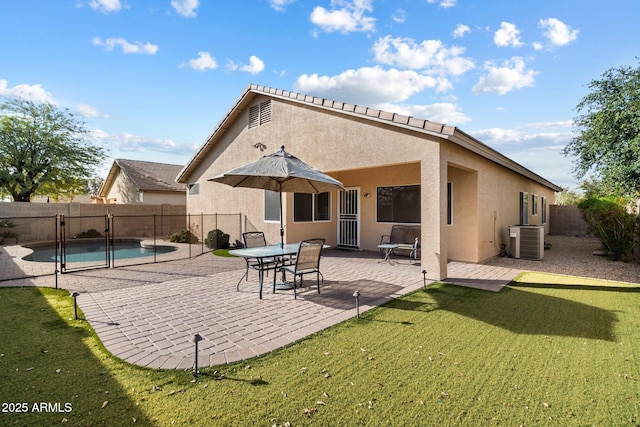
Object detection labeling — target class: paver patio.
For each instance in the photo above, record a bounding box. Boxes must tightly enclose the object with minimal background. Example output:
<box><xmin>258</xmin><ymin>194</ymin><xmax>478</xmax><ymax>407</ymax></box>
<box><xmin>0</xmin><ymin>248</ymin><xmax>521</xmax><ymax>369</ymax></box>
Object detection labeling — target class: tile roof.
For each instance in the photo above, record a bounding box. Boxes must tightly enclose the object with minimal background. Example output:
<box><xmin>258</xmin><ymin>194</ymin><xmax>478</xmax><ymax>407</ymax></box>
<box><xmin>114</xmin><ymin>159</ymin><xmax>186</xmax><ymax>192</ymax></box>
<box><xmin>177</xmin><ymin>84</ymin><xmax>561</xmax><ymax>192</ymax></box>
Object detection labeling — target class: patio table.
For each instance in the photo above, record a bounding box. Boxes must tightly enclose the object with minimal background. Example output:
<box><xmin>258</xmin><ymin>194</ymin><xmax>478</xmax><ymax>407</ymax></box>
<box><xmin>229</xmin><ymin>243</ymin><xmax>328</xmax><ymax>299</ymax></box>
<box><xmin>377</xmin><ymin>243</ymin><xmax>399</xmax><ymax>265</ymax></box>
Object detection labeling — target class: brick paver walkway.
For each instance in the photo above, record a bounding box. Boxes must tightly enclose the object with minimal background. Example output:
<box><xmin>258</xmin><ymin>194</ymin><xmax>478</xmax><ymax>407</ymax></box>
<box><xmin>1</xmin><ymin>247</ymin><xmax>521</xmax><ymax>369</ymax></box>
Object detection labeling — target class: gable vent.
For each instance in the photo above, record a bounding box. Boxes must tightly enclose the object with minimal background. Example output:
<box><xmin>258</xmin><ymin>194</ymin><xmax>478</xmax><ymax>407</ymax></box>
<box><xmin>249</xmin><ymin>100</ymin><xmax>271</xmax><ymax>129</ymax></box>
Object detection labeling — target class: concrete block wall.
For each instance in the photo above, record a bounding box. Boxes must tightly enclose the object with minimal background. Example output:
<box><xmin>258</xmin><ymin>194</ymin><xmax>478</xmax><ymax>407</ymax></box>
<box><xmin>0</xmin><ymin>203</ymin><xmax>187</xmax><ymax>244</ymax></box>
<box><xmin>549</xmin><ymin>205</ymin><xmax>588</xmax><ymax>236</ymax></box>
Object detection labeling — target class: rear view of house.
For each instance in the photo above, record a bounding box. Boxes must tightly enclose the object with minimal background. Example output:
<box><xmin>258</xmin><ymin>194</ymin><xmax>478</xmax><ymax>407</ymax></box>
<box><xmin>177</xmin><ymin>84</ymin><xmax>561</xmax><ymax>280</ymax></box>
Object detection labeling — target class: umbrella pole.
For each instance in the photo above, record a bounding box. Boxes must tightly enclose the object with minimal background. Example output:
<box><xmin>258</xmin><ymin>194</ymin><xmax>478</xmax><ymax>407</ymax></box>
<box><xmin>279</xmin><ymin>184</ymin><xmax>284</xmax><ymax>247</ymax></box>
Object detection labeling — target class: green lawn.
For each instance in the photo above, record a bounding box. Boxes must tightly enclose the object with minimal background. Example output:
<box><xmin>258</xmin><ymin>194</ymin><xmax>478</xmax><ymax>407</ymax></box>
<box><xmin>1</xmin><ymin>272</ymin><xmax>639</xmax><ymax>426</ymax></box>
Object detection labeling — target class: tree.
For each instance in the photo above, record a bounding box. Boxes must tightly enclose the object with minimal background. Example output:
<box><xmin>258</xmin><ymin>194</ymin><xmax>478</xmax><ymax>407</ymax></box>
<box><xmin>563</xmin><ymin>60</ymin><xmax>640</xmax><ymax>197</ymax></box>
<box><xmin>0</xmin><ymin>98</ymin><xmax>107</xmax><ymax>202</ymax></box>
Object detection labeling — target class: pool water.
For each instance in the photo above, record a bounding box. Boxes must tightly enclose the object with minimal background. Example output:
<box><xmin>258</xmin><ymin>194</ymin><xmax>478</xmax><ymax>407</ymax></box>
<box><xmin>24</xmin><ymin>240</ymin><xmax>178</xmax><ymax>263</ymax></box>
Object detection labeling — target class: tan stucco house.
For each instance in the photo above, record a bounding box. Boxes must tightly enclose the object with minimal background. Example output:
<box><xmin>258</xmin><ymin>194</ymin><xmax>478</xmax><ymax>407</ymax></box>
<box><xmin>98</xmin><ymin>159</ymin><xmax>187</xmax><ymax>205</ymax></box>
<box><xmin>176</xmin><ymin>84</ymin><xmax>561</xmax><ymax>279</ymax></box>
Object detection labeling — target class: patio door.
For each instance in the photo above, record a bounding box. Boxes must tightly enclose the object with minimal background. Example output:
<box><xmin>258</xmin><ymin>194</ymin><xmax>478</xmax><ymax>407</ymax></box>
<box><xmin>338</xmin><ymin>187</ymin><xmax>360</xmax><ymax>248</ymax></box>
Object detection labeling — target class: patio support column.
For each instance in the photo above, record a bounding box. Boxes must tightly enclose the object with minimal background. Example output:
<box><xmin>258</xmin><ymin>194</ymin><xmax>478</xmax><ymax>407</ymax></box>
<box><xmin>420</xmin><ymin>155</ymin><xmax>448</xmax><ymax>280</ymax></box>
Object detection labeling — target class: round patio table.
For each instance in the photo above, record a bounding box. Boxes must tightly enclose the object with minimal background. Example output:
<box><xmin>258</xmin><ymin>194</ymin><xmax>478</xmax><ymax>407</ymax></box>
<box><xmin>377</xmin><ymin>243</ymin><xmax>399</xmax><ymax>265</ymax></box>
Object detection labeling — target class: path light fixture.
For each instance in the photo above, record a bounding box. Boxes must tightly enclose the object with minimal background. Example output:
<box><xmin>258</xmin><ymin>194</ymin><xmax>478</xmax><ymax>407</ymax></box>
<box><xmin>353</xmin><ymin>290</ymin><xmax>360</xmax><ymax>319</ymax></box>
<box><xmin>192</xmin><ymin>333</ymin><xmax>204</xmax><ymax>376</ymax></box>
<box><xmin>71</xmin><ymin>292</ymin><xmax>80</xmax><ymax>320</ymax></box>
<box><xmin>422</xmin><ymin>270</ymin><xmax>427</xmax><ymax>289</ymax></box>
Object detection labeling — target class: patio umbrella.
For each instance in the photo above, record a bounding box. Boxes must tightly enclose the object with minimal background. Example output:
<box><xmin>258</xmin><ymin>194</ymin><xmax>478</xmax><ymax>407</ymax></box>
<box><xmin>208</xmin><ymin>146</ymin><xmax>344</xmax><ymax>245</ymax></box>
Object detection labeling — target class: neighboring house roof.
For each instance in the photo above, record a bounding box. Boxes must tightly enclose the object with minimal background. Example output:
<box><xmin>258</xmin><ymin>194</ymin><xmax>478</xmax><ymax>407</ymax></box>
<box><xmin>99</xmin><ymin>159</ymin><xmax>187</xmax><ymax>198</ymax></box>
<box><xmin>177</xmin><ymin>84</ymin><xmax>562</xmax><ymax>192</ymax></box>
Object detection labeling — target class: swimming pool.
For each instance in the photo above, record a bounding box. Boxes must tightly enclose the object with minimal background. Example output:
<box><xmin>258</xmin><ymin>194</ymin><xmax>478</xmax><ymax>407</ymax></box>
<box><xmin>23</xmin><ymin>239</ymin><xmax>178</xmax><ymax>263</ymax></box>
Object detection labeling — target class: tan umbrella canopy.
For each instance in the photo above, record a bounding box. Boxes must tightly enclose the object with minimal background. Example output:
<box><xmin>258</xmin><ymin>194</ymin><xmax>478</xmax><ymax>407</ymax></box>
<box><xmin>208</xmin><ymin>146</ymin><xmax>344</xmax><ymax>244</ymax></box>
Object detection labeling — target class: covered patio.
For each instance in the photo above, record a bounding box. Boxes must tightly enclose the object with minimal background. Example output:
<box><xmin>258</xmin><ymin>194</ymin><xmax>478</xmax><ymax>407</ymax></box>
<box><xmin>1</xmin><ymin>249</ymin><xmax>521</xmax><ymax>369</ymax></box>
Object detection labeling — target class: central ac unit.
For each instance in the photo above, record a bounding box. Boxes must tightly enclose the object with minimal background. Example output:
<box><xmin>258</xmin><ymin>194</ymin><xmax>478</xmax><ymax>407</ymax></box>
<box><xmin>508</xmin><ymin>225</ymin><xmax>544</xmax><ymax>260</ymax></box>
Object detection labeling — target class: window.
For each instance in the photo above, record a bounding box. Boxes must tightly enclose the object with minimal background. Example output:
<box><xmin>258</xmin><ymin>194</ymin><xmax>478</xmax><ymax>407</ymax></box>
<box><xmin>188</xmin><ymin>183</ymin><xmax>199</xmax><ymax>196</ymax></box>
<box><xmin>519</xmin><ymin>191</ymin><xmax>529</xmax><ymax>225</ymax></box>
<box><xmin>541</xmin><ymin>196</ymin><xmax>547</xmax><ymax>224</ymax></box>
<box><xmin>377</xmin><ymin>185</ymin><xmax>421</xmax><ymax>223</ymax></box>
<box><xmin>264</xmin><ymin>190</ymin><xmax>280</xmax><ymax>222</ymax></box>
<box><xmin>293</xmin><ymin>192</ymin><xmax>330</xmax><ymax>222</ymax></box>
<box><xmin>249</xmin><ymin>100</ymin><xmax>272</xmax><ymax>129</ymax></box>
<box><xmin>447</xmin><ymin>182</ymin><xmax>453</xmax><ymax>225</ymax></box>
<box><xmin>532</xmin><ymin>194</ymin><xmax>538</xmax><ymax>215</ymax></box>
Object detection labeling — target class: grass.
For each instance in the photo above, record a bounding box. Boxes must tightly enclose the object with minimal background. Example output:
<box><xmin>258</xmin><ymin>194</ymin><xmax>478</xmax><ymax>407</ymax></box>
<box><xmin>212</xmin><ymin>248</ymin><xmax>236</xmax><ymax>257</ymax></box>
<box><xmin>1</xmin><ymin>272</ymin><xmax>639</xmax><ymax>426</ymax></box>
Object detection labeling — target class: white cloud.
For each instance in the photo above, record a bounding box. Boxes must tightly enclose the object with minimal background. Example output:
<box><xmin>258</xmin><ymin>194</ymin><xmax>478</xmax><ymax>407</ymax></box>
<box><xmin>0</xmin><ymin>79</ymin><xmax>55</xmax><ymax>104</ymax></box>
<box><xmin>227</xmin><ymin>56</ymin><xmax>265</xmax><ymax>74</ymax></box>
<box><xmin>269</xmin><ymin>0</ymin><xmax>296</xmax><ymax>12</ymax></box>
<box><xmin>310</xmin><ymin>0</ymin><xmax>376</xmax><ymax>34</ymax></box>
<box><xmin>494</xmin><ymin>22</ymin><xmax>524</xmax><ymax>47</ymax></box>
<box><xmin>295</xmin><ymin>66</ymin><xmax>445</xmax><ymax>105</ymax></box>
<box><xmin>379</xmin><ymin>102</ymin><xmax>471</xmax><ymax>125</ymax></box>
<box><xmin>240</xmin><ymin>56</ymin><xmax>265</xmax><ymax>74</ymax></box>
<box><xmin>472</xmin><ymin>57</ymin><xmax>537</xmax><ymax>95</ymax></box>
<box><xmin>92</xmin><ymin>37</ymin><xmax>159</xmax><ymax>55</ymax></box>
<box><xmin>76</xmin><ymin>103</ymin><xmax>109</xmax><ymax>118</ymax></box>
<box><xmin>372</xmin><ymin>35</ymin><xmax>474</xmax><ymax>76</ymax></box>
<box><xmin>470</xmin><ymin>126</ymin><xmax>576</xmax><ymax>188</ymax></box>
<box><xmin>90</xmin><ymin>129</ymin><xmax>197</xmax><ymax>155</ymax></box>
<box><xmin>427</xmin><ymin>0</ymin><xmax>457</xmax><ymax>7</ymax></box>
<box><xmin>539</xmin><ymin>18</ymin><xmax>579</xmax><ymax>46</ymax></box>
<box><xmin>453</xmin><ymin>24</ymin><xmax>470</xmax><ymax>39</ymax></box>
<box><xmin>392</xmin><ymin>9</ymin><xmax>406</xmax><ymax>24</ymax></box>
<box><xmin>171</xmin><ymin>0</ymin><xmax>199</xmax><ymax>18</ymax></box>
<box><xmin>184</xmin><ymin>51</ymin><xmax>218</xmax><ymax>71</ymax></box>
<box><xmin>89</xmin><ymin>0</ymin><xmax>121</xmax><ymax>14</ymax></box>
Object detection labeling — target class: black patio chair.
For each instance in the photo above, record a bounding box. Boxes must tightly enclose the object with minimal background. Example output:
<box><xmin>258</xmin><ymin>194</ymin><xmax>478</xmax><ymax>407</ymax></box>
<box><xmin>237</xmin><ymin>231</ymin><xmax>277</xmax><ymax>290</ymax></box>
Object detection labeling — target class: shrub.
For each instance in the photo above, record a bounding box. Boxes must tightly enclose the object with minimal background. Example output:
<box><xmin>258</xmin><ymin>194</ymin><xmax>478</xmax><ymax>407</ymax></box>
<box><xmin>204</xmin><ymin>229</ymin><xmax>230</xmax><ymax>249</ymax></box>
<box><xmin>0</xmin><ymin>218</ymin><xmax>19</xmax><ymax>244</ymax></box>
<box><xmin>169</xmin><ymin>229</ymin><xmax>198</xmax><ymax>244</ymax></box>
<box><xmin>73</xmin><ymin>228</ymin><xmax>103</xmax><ymax>239</ymax></box>
<box><xmin>578</xmin><ymin>197</ymin><xmax>639</xmax><ymax>260</ymax></box>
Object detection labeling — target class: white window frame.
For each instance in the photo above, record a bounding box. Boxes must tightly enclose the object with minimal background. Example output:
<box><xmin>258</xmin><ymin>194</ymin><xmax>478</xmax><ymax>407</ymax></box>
<box><xmin>264</xmin><ymin>190</ymin><xmax>281</xmax><ymax>223</ymax></box>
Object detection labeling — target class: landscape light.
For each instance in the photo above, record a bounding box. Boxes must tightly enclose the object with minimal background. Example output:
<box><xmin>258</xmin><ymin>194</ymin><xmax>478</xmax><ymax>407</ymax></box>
<box><xmin>71</xmin><ymin>292</ymin><xmax>80</xmax><ymax>320</ymax></box>
<box><xmin>353</xmin><ymin>290</ymin><xmax>360</xmax><ymax>319</ymax></box>
<box><xmin>191</xmin><ymin>333</ymin><xmax>204</xmax><ymax>376</ymax></box>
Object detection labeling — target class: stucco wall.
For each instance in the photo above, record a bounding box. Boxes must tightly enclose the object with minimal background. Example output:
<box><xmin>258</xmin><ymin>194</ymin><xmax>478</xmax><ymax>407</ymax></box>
<box><xmin>441</xmin><ymin>140</ymin><xmax>556</xmax><ymax>262</ymax></box>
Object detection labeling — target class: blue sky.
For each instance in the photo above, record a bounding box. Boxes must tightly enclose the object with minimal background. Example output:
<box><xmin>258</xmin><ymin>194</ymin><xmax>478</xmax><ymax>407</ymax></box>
<box><xmin>1</xmin><ymin>0</ymin><xmax>639</xmax><ymax>191</ymax></box>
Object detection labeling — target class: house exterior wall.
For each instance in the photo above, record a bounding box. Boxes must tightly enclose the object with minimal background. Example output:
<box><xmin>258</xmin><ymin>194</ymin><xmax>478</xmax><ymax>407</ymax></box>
<box><xmin>441</xmin><ymin>140</ymin><xmax>557</xmax><ymax>263</ymax></box>
<box><xmin>103</xmin><ymin>168</ymin><xmax>138</xmax><ymax>204</ymax></box>
<box><xmin>185</xmin><ymin>95</ymin><xmax>445</xmax><ymax>277</ymax></box>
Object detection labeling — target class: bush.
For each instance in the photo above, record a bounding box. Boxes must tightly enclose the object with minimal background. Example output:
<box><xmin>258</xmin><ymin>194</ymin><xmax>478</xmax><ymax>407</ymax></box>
<box><xmin>73</xmin><ymin>228</ymin><xmax>103</xmax><ymax>239</ymax></box>
<box><xmin>578</xmin><ymin>197</ymin><xmax>639</xmax><ymax>260</ymax></box>
<box><xmin>169</xmin><ymin>229</ymin><xmax>198</xmax><ymax>244</ymax></box>
<box><xmin>0</xmin><ymin>218</ymin><xmax>18</xmax><ymax>244</ymax></box>
<box><xmin>204</xmin><ymin>229</ymin><xmax>230</xmax><ymax>249</ymax></box>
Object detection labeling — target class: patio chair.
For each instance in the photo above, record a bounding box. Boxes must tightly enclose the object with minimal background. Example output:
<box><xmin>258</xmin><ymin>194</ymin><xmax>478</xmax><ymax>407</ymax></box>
<box><xmin>278</xmin><ymin>238</ymin><xmax>325</xmax><ymax>299</ymax></box>
<box><xmin>238</xmin><ymin>231</ymin><xmax>277</xmax><ymax>290</ymax></box>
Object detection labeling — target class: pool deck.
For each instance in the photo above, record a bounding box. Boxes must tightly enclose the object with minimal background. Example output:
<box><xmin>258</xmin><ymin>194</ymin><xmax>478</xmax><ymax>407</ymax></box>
<box><xmin>0</xmin><ymin>247</ymin><xmax>522</xmax><ymax>369</ymax></box>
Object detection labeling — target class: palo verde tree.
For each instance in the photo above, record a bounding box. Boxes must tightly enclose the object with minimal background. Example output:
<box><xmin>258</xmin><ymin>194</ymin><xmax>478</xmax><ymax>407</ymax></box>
<box><xmin>0</xmin><ymin>98</ymin><xmax>107</xmax><ymax>202</ymax></box>
<box><xmin>563</xmin><ymin>60</ymin><xmax>640</xmax><ymax>197</ymax></box>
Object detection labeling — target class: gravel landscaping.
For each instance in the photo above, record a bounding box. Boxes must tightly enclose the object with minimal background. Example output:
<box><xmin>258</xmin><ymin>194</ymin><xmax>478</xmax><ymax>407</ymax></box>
<box><xmin>484</xmin><ymin>234</ymin><xmax>640</xmax><ymax>284</ymax></box>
